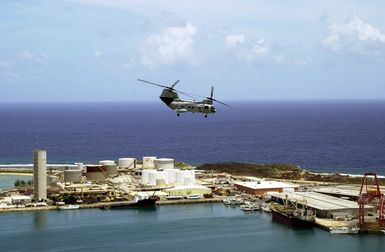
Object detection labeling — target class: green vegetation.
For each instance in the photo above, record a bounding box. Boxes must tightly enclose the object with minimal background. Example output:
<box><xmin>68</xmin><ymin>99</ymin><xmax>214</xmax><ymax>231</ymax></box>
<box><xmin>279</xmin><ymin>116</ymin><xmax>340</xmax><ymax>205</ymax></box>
<box><xmin>196</xmin><ymin>162</ymin><xmax>385</xmax><ymax>185</ymax></box>
<box><xmin>175</xmin><ymin>161</ymin><xmax>192</xmax><ymax>169</ymax></box>
<box><xmin>196</xmin><ymin>162</ymin><xmax>301</xmax><ymax>177</ymax></box>
<box><xmin>14</xmin><ymin>179</ymin><xmax>33</xmax><ymax>187</ymax></box>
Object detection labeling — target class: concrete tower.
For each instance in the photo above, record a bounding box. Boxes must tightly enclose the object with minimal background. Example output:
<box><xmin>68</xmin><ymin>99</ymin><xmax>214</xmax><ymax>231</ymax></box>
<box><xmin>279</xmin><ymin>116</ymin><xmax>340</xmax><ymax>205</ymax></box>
<box><xmin>33</xmin><ymin>150</ymin><xmax>47</xmax><ymax>202</ymax></box>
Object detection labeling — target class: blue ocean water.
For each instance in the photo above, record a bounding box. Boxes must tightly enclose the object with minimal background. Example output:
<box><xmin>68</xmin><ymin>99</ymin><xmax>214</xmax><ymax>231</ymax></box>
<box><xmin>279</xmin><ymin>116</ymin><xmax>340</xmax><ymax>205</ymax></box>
<box><xmin>0</xmin><ymin>204</ymin><xmax>383</xmax><ymax>252</ymax></box>
<box><xmin>0</xmin><ymin>101</ymin><xmax>384</xmax><ymax>175</ymax></box>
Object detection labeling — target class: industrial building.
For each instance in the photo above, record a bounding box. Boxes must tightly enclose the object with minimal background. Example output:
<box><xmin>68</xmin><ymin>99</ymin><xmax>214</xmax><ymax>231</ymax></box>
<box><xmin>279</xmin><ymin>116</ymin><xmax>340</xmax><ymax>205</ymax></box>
<box><xmin>33</xmin><ymin>150</ymin><xmax>47</xmax><ymax>202</ymax></box>
<box><xmin>234</xmin><ymin>180</ymin><xmax>299</xmax><ymax>195</ymax></box>
<box><xmin>268</xmin><ymin>191</ymin><xmax>372</xmax><ymax>218</ymax></box>
<box><xmin>11</xmin><ymin>195</ymin><xmax>32</xmax><ymax>205</ymax></box>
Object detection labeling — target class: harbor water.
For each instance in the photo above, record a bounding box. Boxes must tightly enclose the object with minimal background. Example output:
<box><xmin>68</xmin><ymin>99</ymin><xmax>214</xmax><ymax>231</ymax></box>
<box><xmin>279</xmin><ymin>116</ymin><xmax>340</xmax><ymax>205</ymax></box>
<box><xmin>0</xmin><ymin>203</ymin><xmax>383</xmax><ymax>252</ymax></box>
<box><xmin>0</xmin><ymin>175</ymin><xmax>32</xmax><ymax>190</ymax></box>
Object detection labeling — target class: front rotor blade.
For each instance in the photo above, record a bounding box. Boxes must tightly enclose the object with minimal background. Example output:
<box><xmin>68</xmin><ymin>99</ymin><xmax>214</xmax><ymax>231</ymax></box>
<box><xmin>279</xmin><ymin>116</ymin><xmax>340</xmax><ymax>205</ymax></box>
<box><xmin>137</xmin><ymin>79</ymin><xmax>170</xmax><ymax>89</ymax></box>
<box><xmin>210</xmin><ymin>86</ymin><xmax>214</xmax><ymax>99</ymax></box>
<box><xmin>174</xmin><ymin>89</ymin><xmax>200</xmax><ymax>99</ymax></box>
<box><xmin>174</xmin><ymin>89</ymin><xmax>206</xmax><ymax>99</ymax></box>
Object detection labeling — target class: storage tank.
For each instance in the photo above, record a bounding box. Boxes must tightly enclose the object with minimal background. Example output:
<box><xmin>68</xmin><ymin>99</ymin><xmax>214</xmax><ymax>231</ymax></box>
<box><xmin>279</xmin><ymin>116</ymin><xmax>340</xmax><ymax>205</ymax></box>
<box><xmin>175</xmin><ymin>170</ymin><xmax>187</xmax><ymax>185</ymax></box>
<box><xmin>141</xmin><ymin>169</ymin><xmax>152</xmax><ymax>184</ymax></box>
<box><xmin>64</xmin><ymin>169</ymin><xmax>82</xmax><ymax>183</ymax></box>
<box><xmin>103</xmin><ymin>164</ymin><xmax>118</xmax><ymax>177</ymax></box>
<box><xmin>99</xmin><ymin>160</ymin><xmax>115</xmax><ymax>166</ymax></box>
<box><xmin>148</xmin><ymin>171</ymin><xmax>168</xmax><ymax>186</ymax></box>
<box><xmin>165</xmin><ymin>168</ymin><xmax>178</xmax><ymax>183</ymax></box>
<box><xmin>175</xmin><ymin>170</ymin><xmax>196</xmax><ymax>185</ymax></box>
<box><xmin>86</xmin><ymin>165</ymin><xmax>107</xmax><ymax>181</ymax></box>
<box><xmin>118</xmin><ymin>158</ymin><xmax>136</xmax><ymax>169</ymax></box>
<box><xmin>143</xmin><ymin>156</ymin><xmax>157</xmax><ymax>169</ymax></box>
<box><xmin>154</xmin><ymin>158</ymin><xmax>174</xmax><ymax>170</ymax></box>
<box><xmin>156</xmin><ymin>179</ymin><xmax>167</xmax><ymax>186</ymax></box>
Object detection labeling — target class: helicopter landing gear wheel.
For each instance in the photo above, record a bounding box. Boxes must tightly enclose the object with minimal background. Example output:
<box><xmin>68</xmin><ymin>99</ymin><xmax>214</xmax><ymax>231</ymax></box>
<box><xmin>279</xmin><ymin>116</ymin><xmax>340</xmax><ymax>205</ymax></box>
<box><xmin>204</xmin><ymin>115</ymin><xmax>208</xmax><ymax>118</ymax></box>
<box><xmin>177</xmin><ymin>113</ymin><xmax>180</xmax><ymax>117</ymax></box>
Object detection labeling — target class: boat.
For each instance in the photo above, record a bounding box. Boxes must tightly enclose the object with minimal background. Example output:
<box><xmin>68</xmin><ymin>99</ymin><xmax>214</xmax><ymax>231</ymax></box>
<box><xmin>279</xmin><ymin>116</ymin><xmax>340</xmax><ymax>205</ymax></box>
<box><xmin>186</xmin><ymin>194</ymin><xmax>200</xmax><ymax>200</ymax></box>
<box><xmin>270</xmin><ymin>203</ymin><xmax>315</xmax><ymax>228</ymax></box>
<box><xmin>99</xmin><ymin>195</ymin><xmax>158</xmax><ymax>210</ymax></box>
<box><xmin>223</xmin><ymin>197</ymin><xmax>237</xmax><ymax>206</ymax></box>
<box><xmin>166</xmin><ymin>195</ymin><xmax>184</xmax><ymax>200</ymax></box>
<box><xmin>58</xmin><ymin>204</ymin><xmax>80</xmax><ymax>210</ymax></box>
<box><xmin>203</xmin><ymin>193</ymin><xmax>213</xmax><ymax>198</ymax></box>
<box><xmin>240</xmin><ymin>204</ymin><xmax>257</xmax><ymax>211</ymax></box>
<box><xmin>329</xmin><ymin>226</ymin><xmax>359</xmax><ymax>234</ymax></box>
<box><xmin>261</xmin><ymin>205</ymin><xmax>271</xmax><ymax>213</ymax></box>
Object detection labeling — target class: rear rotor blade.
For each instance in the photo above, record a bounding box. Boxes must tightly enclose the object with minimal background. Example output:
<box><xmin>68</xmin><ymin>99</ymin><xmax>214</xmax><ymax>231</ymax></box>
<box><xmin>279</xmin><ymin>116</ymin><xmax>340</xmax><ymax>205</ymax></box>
<box><xmin>211</xmin><ymin>98</ymin><xmax>236</xmax><ymax>109</ymax></box>
<box><xmin>210</xmin><ymin>86</ymin><xmax>214</xmax><ymax>99</ymax></box>
<box><xmin>137</xmin><ymin>79</ymin><xmax>170</xmax><ymax>89</ymax></box>
<box><xmin>171</xmin><ymin>80</ymin><xmax>180</xmax><ymax>89</ymax></box>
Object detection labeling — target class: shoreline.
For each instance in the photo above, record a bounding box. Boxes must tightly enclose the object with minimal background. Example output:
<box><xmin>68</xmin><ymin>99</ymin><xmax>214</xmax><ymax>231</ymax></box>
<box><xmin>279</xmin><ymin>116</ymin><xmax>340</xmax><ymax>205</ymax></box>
<box><xmin>0</xmin><ymin>172</ymin><xmax>33</xmax><ymax>176</ymax></box>
<box><xmin>1</xmin><ymin>167</ymin><xmax>382</xmax><ymax>178</ymax></box>
<box><xmin>0</xmin><ymin>198</ymin><xmax>224</xmax><ymax>213</ymax></box>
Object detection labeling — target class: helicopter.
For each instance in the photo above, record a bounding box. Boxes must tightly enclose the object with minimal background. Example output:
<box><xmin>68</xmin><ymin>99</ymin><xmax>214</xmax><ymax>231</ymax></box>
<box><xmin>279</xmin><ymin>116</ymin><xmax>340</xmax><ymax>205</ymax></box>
<box><xmin>137</xmin><ymin>79</ymin><xmax>232</xmax><ymax>118</ymax></box>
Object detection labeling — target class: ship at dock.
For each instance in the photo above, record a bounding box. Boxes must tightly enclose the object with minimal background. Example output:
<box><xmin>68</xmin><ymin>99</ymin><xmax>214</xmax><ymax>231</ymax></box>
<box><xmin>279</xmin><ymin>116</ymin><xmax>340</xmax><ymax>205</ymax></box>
<box><xmin>270</xmin><ymin>197</ymin><xmax>315</xmax><ymax>228</ymax></box>
<box><xmin>99</xmin><ymin>195</ymin><xmax>159</xmax><ymax>210</ymax></box>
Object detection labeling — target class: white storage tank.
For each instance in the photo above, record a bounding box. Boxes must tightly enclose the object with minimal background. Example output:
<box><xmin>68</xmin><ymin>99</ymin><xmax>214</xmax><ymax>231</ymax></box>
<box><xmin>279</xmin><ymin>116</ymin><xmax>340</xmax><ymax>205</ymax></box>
<box><xmin>164</xmin><ymin>168</ymin><xmax>178</xmax><ymax>184</ymax></box>
<box><xmin>175</xmin><ymin>170</ymin><xmax>187</xmax><ymax>185</ymax></box>
<box><xmin>175</xmin><ymin>170</ymin><xmax>196</xmax><ymax>185</ymax></box>
<box><xmin>141</xmin><ymin>169</ymin><xmax>152</xmax><ymax>184</ymax></box>
<box><xmin>143</xmin><ymin>156</ymin><xmax>157</xmax><ymax>169</ymax></box>
<box><xmin>118</xmin><ymin>158</ymin><xmax>136</xmax><ymax>169</ymax></box>
<box><xmin>99</xmin><ymin>160</ymin><xmax>115</xmax><ymax>166</ymax></box>
<box><xmin>154</xmin><ymin>158</ymin><xmax>174</xmax><ymax>170</ymax></box>
<box><xmin>64</xmin><ymin>169</ymin><xmax>82</xmax><ymax>183</ymax></box>
<box><xmin>148</xmin><ymin>171</ymin><xmax>168</xmax><ymax>186</ymax></box>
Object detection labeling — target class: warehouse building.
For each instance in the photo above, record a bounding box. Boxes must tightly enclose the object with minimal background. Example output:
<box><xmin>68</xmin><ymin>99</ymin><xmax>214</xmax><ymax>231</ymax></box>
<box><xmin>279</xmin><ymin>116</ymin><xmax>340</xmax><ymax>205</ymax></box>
<box><xmin>234</xmin><ymin>180</ymin><xmax>299</xmax><ymax>195</ymax></box>
<box><xmin>268</xmin><ymin>191</ymin><xmax>372</xmax><ymax>218</ymax></box>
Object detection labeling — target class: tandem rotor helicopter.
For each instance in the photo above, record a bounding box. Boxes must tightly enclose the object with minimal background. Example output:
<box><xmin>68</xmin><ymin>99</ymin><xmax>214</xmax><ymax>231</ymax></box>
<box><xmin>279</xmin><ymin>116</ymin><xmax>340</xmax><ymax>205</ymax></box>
<box><xmin>137</xmin><ymin>79</ymin><xmax>233</xmax><ymax>118</ymax></box>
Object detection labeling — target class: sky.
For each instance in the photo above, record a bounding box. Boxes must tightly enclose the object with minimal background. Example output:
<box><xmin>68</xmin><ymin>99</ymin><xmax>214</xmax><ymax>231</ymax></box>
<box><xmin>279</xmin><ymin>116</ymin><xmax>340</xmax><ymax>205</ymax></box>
<box><xmin>1</xmin><ymin>0</ymin><xmax>385</xmax><ymax>102</ymax></box>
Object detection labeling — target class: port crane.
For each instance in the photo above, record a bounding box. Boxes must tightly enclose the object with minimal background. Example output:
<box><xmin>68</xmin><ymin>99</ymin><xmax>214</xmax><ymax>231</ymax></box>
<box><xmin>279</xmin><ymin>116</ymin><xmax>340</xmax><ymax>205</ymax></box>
<box><xmin>137</xmin><ymin>79</ymin><xmax>233</xmax><ymax>118</ymax></box>
<box><xmin>358</xmin><ymin>173</ymin><xmax>385</xmax><ymax>231</ymax></box>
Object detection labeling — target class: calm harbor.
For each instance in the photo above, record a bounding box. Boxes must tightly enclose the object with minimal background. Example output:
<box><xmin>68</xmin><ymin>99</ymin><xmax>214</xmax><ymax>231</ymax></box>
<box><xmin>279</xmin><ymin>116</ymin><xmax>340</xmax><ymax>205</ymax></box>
<box><xmin>0</xmin><ymin>203</ymin><xmax>383</xmax><ymax>252</ymax></box>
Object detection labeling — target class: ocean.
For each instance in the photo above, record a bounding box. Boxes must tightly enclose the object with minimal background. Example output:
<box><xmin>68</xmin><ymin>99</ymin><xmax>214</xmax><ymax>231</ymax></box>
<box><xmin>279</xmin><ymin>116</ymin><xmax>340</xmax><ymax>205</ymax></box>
<box><xmin>0</xmin><ymin>100</ymin><xmax>384</xmax><ymax>175</ymax></box>
<box><xmin>1</xmin><ymin>101</ymin><xmax>385</xmax><ymax>251</ymax></box>
<box><xmin>0</xmin><ymin>204</ymin><xmax>383</xmax><ymax>252</ymax></box>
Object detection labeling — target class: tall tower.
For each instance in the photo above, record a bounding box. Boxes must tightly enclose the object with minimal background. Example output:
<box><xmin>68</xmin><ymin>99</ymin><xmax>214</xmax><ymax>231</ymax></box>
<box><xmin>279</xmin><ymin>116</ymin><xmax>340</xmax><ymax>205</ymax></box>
<box><xmin>33</xmin><ymin>150</ymin><xmax>47</xmax><ymax>202</ymax></box>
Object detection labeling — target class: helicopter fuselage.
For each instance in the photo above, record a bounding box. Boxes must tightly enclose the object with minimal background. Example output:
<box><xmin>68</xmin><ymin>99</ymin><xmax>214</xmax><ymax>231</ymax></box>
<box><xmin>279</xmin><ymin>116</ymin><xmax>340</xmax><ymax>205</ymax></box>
<box><xmin>160</xmin><ymin>88</ymin><xmax>216</xmax><ymax>116</ymax></box>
